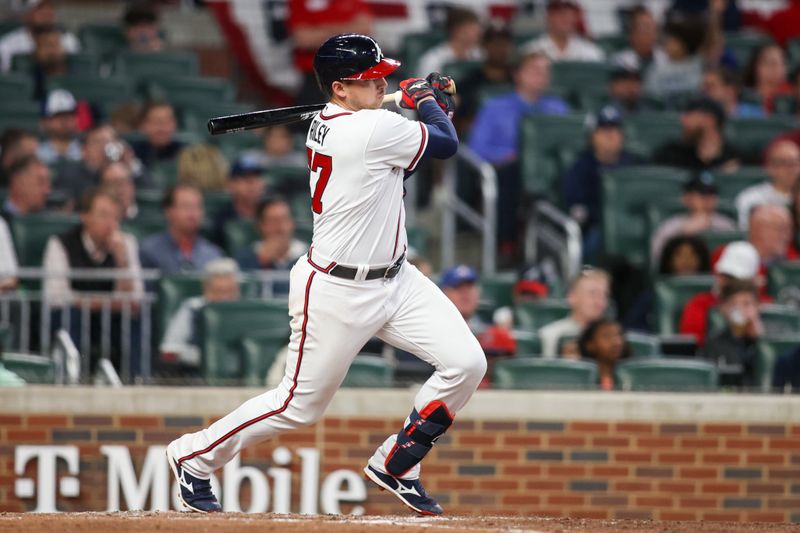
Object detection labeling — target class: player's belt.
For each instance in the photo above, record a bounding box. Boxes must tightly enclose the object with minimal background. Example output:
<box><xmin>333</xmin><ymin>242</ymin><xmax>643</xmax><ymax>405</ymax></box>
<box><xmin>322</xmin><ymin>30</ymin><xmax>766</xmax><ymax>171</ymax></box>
<box><xmin>328</xmin><ymin>253</ymin><xmax>406</xmax><ymax>281</ymax></box>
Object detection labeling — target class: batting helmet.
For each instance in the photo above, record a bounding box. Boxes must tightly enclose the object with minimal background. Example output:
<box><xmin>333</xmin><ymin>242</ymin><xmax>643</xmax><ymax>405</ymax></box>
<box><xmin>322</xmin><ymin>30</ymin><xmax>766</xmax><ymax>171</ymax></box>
<box><xmin>313</xmin><ymin>34</ymin><xmax>400</xmax><ymax>97</ymax></box>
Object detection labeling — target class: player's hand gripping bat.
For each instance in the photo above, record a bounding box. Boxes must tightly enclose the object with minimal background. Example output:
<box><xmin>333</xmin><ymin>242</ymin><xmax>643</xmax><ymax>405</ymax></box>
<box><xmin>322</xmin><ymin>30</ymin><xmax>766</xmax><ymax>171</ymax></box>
<box><xmin>207</xmin><ymin>75</ymin><xmax>457</xmax><ymax>136</ymax></box>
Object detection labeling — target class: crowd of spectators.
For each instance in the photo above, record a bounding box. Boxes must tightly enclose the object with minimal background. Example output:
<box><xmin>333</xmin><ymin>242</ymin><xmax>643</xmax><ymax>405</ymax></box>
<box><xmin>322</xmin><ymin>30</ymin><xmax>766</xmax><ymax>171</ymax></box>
<box><xmin>0</xmin><ymin>0</ymin><xmax>799</xmax><ymax>390</ymax></box>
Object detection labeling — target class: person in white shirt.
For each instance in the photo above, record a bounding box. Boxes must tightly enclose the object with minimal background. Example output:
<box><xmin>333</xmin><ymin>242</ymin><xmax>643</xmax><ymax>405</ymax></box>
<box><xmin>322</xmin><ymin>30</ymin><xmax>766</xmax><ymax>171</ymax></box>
<box><xmin>0</xmin><ymin>216</ymin><xmax>18</xmax><ymax>292</ymax></box>
<box><xmin>160</xmin><ymin>258</ymin><xmax>241</xmax><ymax>368</ymax></box>
<box><xmin>612</xmin><ymin>5</ymin><xmax>659</xmax><ymax>72</ymax></box>
<box><xmin>37</xmin><ymin>89</ymin><xmax>81</xmax><ymax>165</ymax></box>
<box><xmin>417</xmin><ymin>6</ymin><xmax>483</xmax><ymax>77</ymax></box>
<box><xmin>522</xmin><ymin>0</ymin><xmax>604</xmax><ymax>63</ymax></box>
<box><xmin>0</xmin><ymin>0</ymin><xmax>79</xmax><ymax>72</ymax></box>
<box><xmin>538</xmin><ymin>268</ymin><xmax>610</xmax><ymax>358</ymax></box>
<box><xmin>735</xmin><ymin>139</ymin><xmax>800</xmax><ymax>230</ymax></box>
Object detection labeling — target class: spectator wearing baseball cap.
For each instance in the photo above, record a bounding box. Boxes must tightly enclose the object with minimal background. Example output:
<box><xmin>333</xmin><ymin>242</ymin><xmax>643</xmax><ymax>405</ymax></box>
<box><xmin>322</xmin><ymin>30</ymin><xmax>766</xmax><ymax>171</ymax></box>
<box><xmin>563</xmin><ymin>105</ymin><xmax>639</xmax><ymax>261</ymax></box>
<box><xmin>650</xmin><ymin>171</ymin><xmax>736</xmax><ymax>265</ymax></box>
<box><xmin>440</xmin><ymin>264</ymin><xmax>486</xmax><ymax>335</ymax></box>
<box><xmin>512</xmin><ymin>264</ymin><xmax>554</xmax><ymax>304</ymax></box>
<box><xmin>679</xmin><ymin>241</ymin><xmax>766</xmax><ymax>345</ymax></box>
<box><xmin>607</xmin><ymin>67</ymin><xmax>647</xmax><ymax>115</ymax></box>
<box><xmin>212</xmin><ymin>156</ymin><xmax>267</xmax><ymax>249</ymax></box>
<box><xmin>37</xmin><ymin>89</ymin><xmax>82</xmax><ymax>165</ymax></box>
<box><xmin>521</xmin><ymin>0</ymin><xmax>604</xmax><ymax>63</ymax></box>
<box><xmin>653</xmin><ymin>96</ymin><xmax>741</xmax><ymax>172</ymax></box>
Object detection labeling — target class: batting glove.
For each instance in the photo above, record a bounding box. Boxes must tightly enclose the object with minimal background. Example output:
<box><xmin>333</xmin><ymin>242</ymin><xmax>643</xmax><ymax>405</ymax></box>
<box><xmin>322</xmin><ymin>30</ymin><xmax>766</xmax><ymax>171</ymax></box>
<box><xmin>398</xmin><ymin>78</ymin><xmax>435</xmax><ymax>110</ymax></box>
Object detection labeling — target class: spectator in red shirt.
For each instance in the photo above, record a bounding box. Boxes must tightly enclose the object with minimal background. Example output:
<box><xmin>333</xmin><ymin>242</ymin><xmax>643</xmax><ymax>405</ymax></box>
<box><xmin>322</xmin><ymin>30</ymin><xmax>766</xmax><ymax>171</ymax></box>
<box><xmin>287</xmin><ymin>0</ymin><xmax>373</xmax><ymax>104</ymax></box>
<box><xmin>679</xmin><ymin>240</ymin><xmax>759</xmax><ymax>345</ymax></box>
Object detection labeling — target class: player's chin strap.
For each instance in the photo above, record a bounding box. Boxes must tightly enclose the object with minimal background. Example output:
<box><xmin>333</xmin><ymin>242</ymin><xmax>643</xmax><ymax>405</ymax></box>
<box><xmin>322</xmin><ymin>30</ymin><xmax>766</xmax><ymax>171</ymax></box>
<box><xmin>385</xmin><ymin>400</ymin><xmax>454</xmax><ymax>477</ymax></box>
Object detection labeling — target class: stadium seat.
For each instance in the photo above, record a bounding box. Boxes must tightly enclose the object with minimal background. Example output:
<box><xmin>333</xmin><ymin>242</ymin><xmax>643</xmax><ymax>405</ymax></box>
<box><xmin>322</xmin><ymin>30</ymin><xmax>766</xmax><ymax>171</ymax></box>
<box><xmin>121</xmin><ymin>214</ymin><xmax>166</xmax><ymax>241</ymax></box>
<box><xmin>149</xmin><ymin>160</ymin><xmax>178</xmax><ymax>189</ymax></box>
<box><xmin>133</xmin><ymin>190</ymin><xmax>164</xmax><ymax>218</ymax></box>
<box><xmin>625</xmin><ymin>332</ymin><xmax>660</xmax><ymax>357</ymax></box>
<box><xmin>759</xmin><ymin>304</ymin><xmax>800</xmax><ymax>336</ymax></box>
<box><xmin>480</xmin><ymin>271</ymin><xmax>517</xmax><ymax>310</ymax></box>
<box><xmin>0</xmin><ymin>74</ymin><xmax>33</xmax><ymax>101</ymax></box>
<box><xmin>48</xmin><ymin>75</ymin><xmax>133</xmax><ymax>106</ymax></box>
<box><xmin>725</xmin><ymin>32</ymin><xmax>774</xmax><ymax>66</ymax></box>
<box><xmin>773</xmin><ymin>95</ymin><xmax>796</xmax><ymax>116</ymax></box>
<box><xmin>518</xmin><ymin>113</ymin><xmax>587</xmax><ymax>200</ymax></box>
<box><xmin>405</xmin><ymin>226</ymin><xmax>429</xmax><ymax>257</ymax></box>
<box><xmin>11</xmin><ymin>213</ymin><xmax>80</xmax><ymax>266</ymax></box>
<box><xmin>200</xmin><ymin>300</ymin><xmax>289</xmax><ymax>383</ymax></box>
<box><xmin>78</xmin><ymin>24</ymin><xmax>127</xmax><ymax>59</ymax></box>
<box><xmin>224</xmin><ymin>218</ymin><xmax>258</xmax><ymax>256</ymax></box>
<box><xmin>492</xmin><ymin>358</ymin><xmax>598</xmax><ymax>390</ymax></box>
<box><xmin>624</xmin><ymin>112</ymin><xmax>683</xmax><ymax>157</ymax></box>
<box><xmin>12</xmin><ymin>52</ymin><xmax>99</xmax><ymax>76</ymax></box>
<box><xmin>342</xmin><ymin>355</ymin><xmax>394</xmax><ymax>388</ymax></box>
<box><xmin>441</xmin><ymin>60</ymin><xmax>482</xmax><ymax>83</ymax></box>
<box><xmin>513</xmin><ymin>298</ymin><xmax>571</xmax><ymax>331</ymax></box>
<box><xmin>513</xmin><ymin>331</ymin><xmax>541</xmax><ymax>356</ymax></box>
<box><xmin>757</xmin><ymin>335</ymin><xmax>800</xmax><ymax>392</ymax></box>
<box><xmin>115</xmin><ymin>51</ymin><xmax>199</xmax><ymax>81</ymax></box>
<box><xmin>203</xmin><ymin>190</ymin><xmax>232</xmax><ymax>221</ymax></box>
<box><xmin>614</xmin><ymin>358</ymin><xmax>719</xmax><ymax>391</ymax></box>
<box><xmin>0</xmin><ymin>352</ymin><xmax>55</xmax><ymax>384</ymax></box>
<box><xmin>0</xmin><ymin>101</ymin><xmax>41</xmax><ymax>132</ymax></box>
<box><xmin>713</xmin><ymin>166</ymin><xmax>767</xmax><ymax>204</ymax></box>
<box><xmin>767</xmin><ymin>261</ymin><xmax>800</xmax><ymax>300</ymax></box>
<box><xmin>157</xmin><ymin>274</ymin><xmax>204</xmax><ymax>336</ymax></box>
<box><xmin>550</xmin><ymin>61</ymin><xmax>615</xmax><ymax>109</ymax></box>
<box><xmin>239</xmin><ymin>330</ymin><xmax>290</xmax><ymax>387</ymax></box>
<box><xmin>697</xmin><ymin>229</ymin><xmax>746</xmax><ymax>253</ymax></box>
<box><xmin>147</xmin><ymin>76</ymin><xmax>236</xmax><ymax>106</ymax></box>
<box><xmin>595</xmin><ymin>34</ymin><xmax>627</xmax><ymax>56</ymax></box>
<box><xmin>728</xmin><ymin>116</ymin><xmax>796</xmax><ymax>160</ymax></box>
<box><xmin>602</xmin><ymin>166</ymin><xmax>688</xmax><ymax>265</ymax></box>
<box><xmin>398</xmin><ymin>31</ymin><xmax>445</xmax><ymax>77</ymax></box>
<box><xmin>654</xmin><ymin>275</ymin><xmax>715</xmax><ymax>335</ymax></box>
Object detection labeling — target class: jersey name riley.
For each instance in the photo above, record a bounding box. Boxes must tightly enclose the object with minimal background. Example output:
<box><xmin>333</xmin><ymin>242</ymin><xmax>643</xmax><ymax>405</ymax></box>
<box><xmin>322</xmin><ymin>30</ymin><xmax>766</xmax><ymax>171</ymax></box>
<box><xmin>308</xmin><ymin>118</ymin><xmax>331</xmax><ymax>146</ymax></box>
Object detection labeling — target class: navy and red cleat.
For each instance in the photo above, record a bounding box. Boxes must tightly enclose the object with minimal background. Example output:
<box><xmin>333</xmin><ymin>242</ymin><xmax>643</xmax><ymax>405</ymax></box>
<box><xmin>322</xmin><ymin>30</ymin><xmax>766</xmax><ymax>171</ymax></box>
<box><xmin>363</xmin><ymin>464</ymin><xmax>444</xmax><ymax>516</ymax></box>
<box><xmin>166</xmin><ymin>443</ymin><xmax>221</xmax><ymax>513</ymax></box>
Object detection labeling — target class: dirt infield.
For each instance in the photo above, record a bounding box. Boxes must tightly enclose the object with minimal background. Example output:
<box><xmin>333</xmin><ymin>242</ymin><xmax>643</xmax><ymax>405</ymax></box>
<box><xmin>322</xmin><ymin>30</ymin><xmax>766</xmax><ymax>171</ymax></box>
<box><xmin>2</xmin><ymin>512</ymin><xmax>800</xmax><ymax>533</ymax></box>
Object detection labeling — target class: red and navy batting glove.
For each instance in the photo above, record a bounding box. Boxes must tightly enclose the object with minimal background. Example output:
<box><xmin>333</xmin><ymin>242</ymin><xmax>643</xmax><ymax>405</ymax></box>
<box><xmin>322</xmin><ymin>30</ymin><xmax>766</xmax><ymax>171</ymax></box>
<box><xmin>425</xmin><ymin>72</ymin><xmax>454</xmax><ymax>93</ymax></box>
<box><xmin>398</xmin><ymin>78</ymin><xmax>435</xmax><ymax>110</ymax></box>
<box><xmin>431</xmin><ymin>86</ymin><xmax>455</xmax><ymax>118</ymax></box>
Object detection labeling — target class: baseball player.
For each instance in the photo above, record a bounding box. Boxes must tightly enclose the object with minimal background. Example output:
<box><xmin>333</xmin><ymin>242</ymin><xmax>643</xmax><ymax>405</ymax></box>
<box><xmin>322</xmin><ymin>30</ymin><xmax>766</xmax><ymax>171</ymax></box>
<box><xmin>166</xmin><ymin>33</ymin><xmax>486</xmax><ymax>516</ymax></box>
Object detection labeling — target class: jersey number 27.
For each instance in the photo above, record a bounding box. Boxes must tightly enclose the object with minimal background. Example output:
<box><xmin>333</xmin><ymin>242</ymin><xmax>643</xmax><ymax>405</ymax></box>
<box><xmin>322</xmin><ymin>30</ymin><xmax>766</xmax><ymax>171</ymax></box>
<box><xmin>307</xmin><ymin>149</ymin><xmax>332</xmax><ymax>215</ymax></box>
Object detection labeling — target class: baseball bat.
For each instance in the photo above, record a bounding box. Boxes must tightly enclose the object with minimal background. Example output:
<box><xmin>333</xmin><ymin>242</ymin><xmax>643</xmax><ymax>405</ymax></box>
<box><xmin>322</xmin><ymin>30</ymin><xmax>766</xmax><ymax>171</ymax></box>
<box><xmin>207</xmin><ymin>91</ymin><xmax>401</xmax><ymax>136</ymax></box>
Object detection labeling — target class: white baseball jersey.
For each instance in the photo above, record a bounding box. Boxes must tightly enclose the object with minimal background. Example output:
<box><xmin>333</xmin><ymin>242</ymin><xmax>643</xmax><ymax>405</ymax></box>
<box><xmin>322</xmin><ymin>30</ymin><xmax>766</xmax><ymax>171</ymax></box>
<box><xmin>305</xmin><ymin>102</ymin><xmax>428</xmax><ymax>267</ymax></box>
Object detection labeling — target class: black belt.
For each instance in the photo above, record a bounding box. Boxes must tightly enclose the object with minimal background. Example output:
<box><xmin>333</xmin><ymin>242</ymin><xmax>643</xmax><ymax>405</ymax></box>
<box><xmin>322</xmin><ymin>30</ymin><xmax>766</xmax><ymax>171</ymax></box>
<box><xmin>328</xmin><ymin>253</ymin><xmax>406</xmax><ymax>281</ymax></box>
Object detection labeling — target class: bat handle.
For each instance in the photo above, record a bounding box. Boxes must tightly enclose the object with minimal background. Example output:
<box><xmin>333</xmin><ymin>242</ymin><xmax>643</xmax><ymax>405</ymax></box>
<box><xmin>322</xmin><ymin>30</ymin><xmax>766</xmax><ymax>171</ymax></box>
<box><xmin>382</xmin><ymin>91</ymin><xmax>401</xmax><ymax>106</ymax></box>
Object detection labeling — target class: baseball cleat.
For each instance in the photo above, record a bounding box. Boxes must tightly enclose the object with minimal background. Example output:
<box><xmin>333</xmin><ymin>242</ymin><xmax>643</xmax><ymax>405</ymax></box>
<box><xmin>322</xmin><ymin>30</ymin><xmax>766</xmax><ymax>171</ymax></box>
<box><xmin>363</xmin><ymin>464</ymin><xmax>443</xmax><ymax>516</ymax></box>
<box><xmin>166</xmin><ymin>443</ymin><xmax>221</xmax><ymax>513</ymax></box>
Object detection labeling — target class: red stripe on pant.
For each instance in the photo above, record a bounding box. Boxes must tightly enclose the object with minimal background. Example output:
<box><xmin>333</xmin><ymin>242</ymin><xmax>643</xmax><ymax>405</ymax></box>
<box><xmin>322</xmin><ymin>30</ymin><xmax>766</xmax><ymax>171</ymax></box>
<box><xmin>178</xmin><ymin>271</ymin><xmax>316</xmax><ymax>465</ymax></box>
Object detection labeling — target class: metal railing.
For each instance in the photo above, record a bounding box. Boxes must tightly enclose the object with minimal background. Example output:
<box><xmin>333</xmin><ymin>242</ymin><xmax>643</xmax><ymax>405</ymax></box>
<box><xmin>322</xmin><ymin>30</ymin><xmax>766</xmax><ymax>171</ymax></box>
<box><xmin>0</xmin><ymin>268</ymin><xmax>293</xmax><ymax>385</ymax></box>
<box><xmin>525</xmin><ymin>201</ymin><xmax>583</xmax><ymax>282</ymax></box>
<box><xmin>440</xmin><ymin>145</ymin><xmax>498</xmax><ymax>275</ymax></box>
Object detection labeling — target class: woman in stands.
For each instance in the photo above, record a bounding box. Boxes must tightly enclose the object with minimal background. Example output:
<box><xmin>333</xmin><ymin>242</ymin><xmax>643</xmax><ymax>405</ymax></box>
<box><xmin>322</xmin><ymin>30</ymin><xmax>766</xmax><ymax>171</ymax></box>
<box><xmin>744</xmin><ymin>43</ymin><xmax>791</xmax><ymax>114</ymax></box>
<box><xmin>578</xmin><ymin>318</ymin><xmax>631</xmax><ymax>391</ymax></box>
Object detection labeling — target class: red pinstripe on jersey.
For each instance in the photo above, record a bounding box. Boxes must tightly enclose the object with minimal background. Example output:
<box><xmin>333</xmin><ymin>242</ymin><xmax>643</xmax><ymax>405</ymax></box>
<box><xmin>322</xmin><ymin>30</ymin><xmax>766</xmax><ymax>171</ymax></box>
<box><xmin>178</xmin><ymin>271</ymin><xmax>317</xmax><ymax>465</ymax></box>
<box><xmin>407</xmin><ymin>123</ymin><xmax>428</xmax><ymax>171</ymax></box>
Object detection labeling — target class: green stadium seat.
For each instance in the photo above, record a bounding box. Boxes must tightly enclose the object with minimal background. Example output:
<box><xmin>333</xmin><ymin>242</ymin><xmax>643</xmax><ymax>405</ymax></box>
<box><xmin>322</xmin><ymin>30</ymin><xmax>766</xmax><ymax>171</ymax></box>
<box><xmin>713</xmin><ymin>167</ymin><xmax>767</xmax><ymax>204</ymax></box>
<box><xmin>406</xmin><ymin>226</ymin><xmax>429</xmax><ymax>256</ymax></box>
<box><xmin>149</xmin><ymin>160</ymin><xmax>177</xmax><ymax>189</ymax></box>
<box><xmin>513</xmin><ymin>299</ymin><xmax>571</xmax><ymax>331</ymax></box>
<box><xmin>0</xmin><ymin>74</ymin><xmax>33</xmax><ymax>101</ymax></box>
<box><xmin>200</xmin><ymin>300</ymin><xmax>289</xmax><ymax>383</ymax></box>
<box><xmin>441</xmin><ymin>60</ymin><xmax>482</xmax><ymax>83</ymax></box>
<box><xmin>728</xmin><ymin>116</ymin><xmax>797</xmax><ymax>159</ymax></box>
<box><xmin>757</xmin><ymin>336</ymin><xmax>800</xmax><ymax>392</ymax></box>
<box><xmin>204</xmin><ymin>190</ymin><xmax>231</xmax><ymax>221</ymax></box>
<box><xmin>773</xmin><ymin>95</ymin><xmax>796</xmax><ymax>116</ymax></box>
<box><xmin>602</xmin><ymin>166</ymin><xmax>688</xmax><ymax>265</ymax></box>
<box><xmin>269</xmin><ymin>165</ymin><xmax>308</xmax><ymax>190</ymax></box>
<box><xmin>147</xmin><ymin>76</ymin><xmax>236</xmax><ymax>106</ymax></box>
<box><xmin>239</xmin><ymin>330</ymin><xmax>290</xmax><ymax>387</ymax></box>
<box><xmin>213</xmin><ymin>129</ymin><xmax>265</xmax><ymax>160</ymax></box>
<box><xmin>121</xmin><ymin>214</ymin><xmax>166</xmax><ymax>241</ymax></box>
<box><xmin>11</xmin><ymin>53</ymin><xmax>99</xmax><ymax>76</ymax></box>
<box><xmin>519</xmin><ymin>113</ymin><xmax>587</xmax><ymax>199</ymax></box>
<box><xmin>115</xmin><ymin>51</ymin><xmax>199</xmax><ymax>81</ymax></box>
<box><xmin>398</xmin><ymin>31</ymin><xmax>446</xmax><ymax>77</ymax></box>
<box><xmin>725</xmin><ymin>32</ymin><xmax>773</xmax><ymax>65</ymax></box>
<box><xmin>342</xmin><ymin>355</ymin><xmax>394</xmax><ymax>388</ymax></box>
<box><xmin>224</xmin><ymin>218</ymin><xmax>258</xmax><ymax>256</ymax></box>
<box><xmin>157</xmin><ymin>274</ymin><xmax>203</xmax><ymax>336</ymax></box>
<box><xmin>0</xmin><ymin>362</ymin><xmax>25</xmax><ymax>386</ymax></box>
<box><xmin>0</xmin><ymin>352</ymin><xmax>56</xmax><ymax>384</ymax></box>
<box><xmin>133</xmin><ymin>190</ymin><xmax>164</xmax><ymax>218</ymax></box>
<box><xmin>492</xmin><ymin>358</ymin><xmax>598</xmax><ymax>390</ymax></box>
<box><xmin>595</xmin><ymin>34</ymin><xmax>627</xmax><ymax>56</ymax></box>
<box><xmin>47</xmin><ymin>75</ymin><xmax>134</xmax><ymax>115</ymax></box>
<box><xmin>0</xmin><ymin>325</ymin><xmax>10</xmax><ymax>351</ymax></box>
<box><xmin>78</xmin><ymin>24</ymin><xmax>127</xmax><ymax>58</ymax></box>
<box><xmin>614</xmin><ymin>358</ymin><xmax>719</xmax><ymax>391</ymax></box>
<box><xmin>550</xmin><ymin>61</ymin><xmax>616</xmax><ymax>109</ymax></box>
<box><xmin>654</xmin><ymin>275</ymin><xmax>715</xmax><ymax>335</ymax></box>
<box><xmin>0</xmin><ymin>101</ymin><xmax>41</xmax><ymax>132</ymax></box>
<box><xmin>759</xmin><ymin>304</ymin><xmax>800</xmax><ymax>336</ymax></box>
<box><xmin>625</xmin><ymin>332</ymin><xmax>660</xmax><ymax>357</ymax></box>
<box><xmin>480</xmin><ymin>271</ymin><xmax>517</xmax><ymax>310</ymax></box>
<box><xmin>767</xmin><ymin>261</ymin><xmax>800</xmax><ymax>299</ymax></box>
<box><xmin>513</xmin><ymin>331</ymin><xmax>541</xmax><ymax>356</ymax></box>
<box><xmin>11</xmin><ymin>213</ymin><xmax>80</xmax><ymax>266</ymax></box>
<box><xmin>624</xmin><ymin>112</ymin><xmax>683</xmax><ymax>157</ymax></box>
<box><xmin>697</xmin><ymin>229</ymin><xmax>746</xmax><ymax>253</ymax></box>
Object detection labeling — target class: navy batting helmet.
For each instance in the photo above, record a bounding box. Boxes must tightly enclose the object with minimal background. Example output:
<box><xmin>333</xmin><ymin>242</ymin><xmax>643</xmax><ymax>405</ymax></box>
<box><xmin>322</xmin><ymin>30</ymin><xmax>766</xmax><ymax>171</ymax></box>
<box><xmin>313</xmin><ymin>34</ymin><xmax>400</xmax><ymax>97</ymax></box>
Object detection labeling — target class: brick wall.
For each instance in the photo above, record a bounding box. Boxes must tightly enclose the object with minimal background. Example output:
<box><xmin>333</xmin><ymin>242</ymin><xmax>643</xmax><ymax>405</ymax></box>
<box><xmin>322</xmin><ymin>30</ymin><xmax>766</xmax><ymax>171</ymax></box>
<box><xmin>3</xmin><ymin>409</ymin><xmax>800</xmax><ymax>521</ymax></box>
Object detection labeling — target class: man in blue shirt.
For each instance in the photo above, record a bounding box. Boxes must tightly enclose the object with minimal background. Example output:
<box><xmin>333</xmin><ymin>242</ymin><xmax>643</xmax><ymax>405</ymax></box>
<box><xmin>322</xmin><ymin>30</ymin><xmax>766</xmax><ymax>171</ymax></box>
<box><xmin>562</xmin><ymin>106</ymin><xmax>639</xmax><ymax>261</ymax></box>
<box><xmin>139</xmin><ymin>184</ymin><xmax>222</xmax><ymax>274</ymax></box>
<box><xmin>468</xmin><ymin>51</ymin><xmax>569</xmax><ymax>257</ymax></box>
